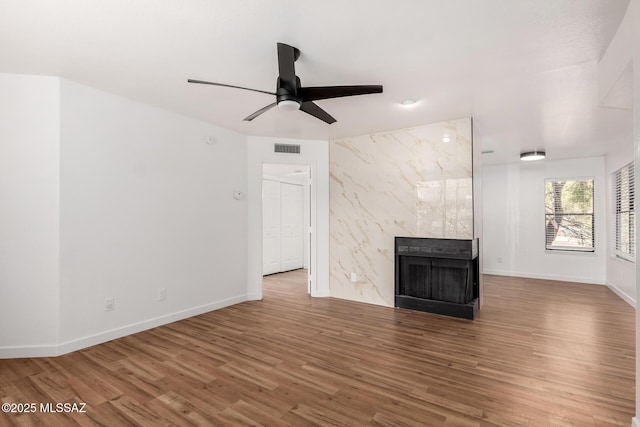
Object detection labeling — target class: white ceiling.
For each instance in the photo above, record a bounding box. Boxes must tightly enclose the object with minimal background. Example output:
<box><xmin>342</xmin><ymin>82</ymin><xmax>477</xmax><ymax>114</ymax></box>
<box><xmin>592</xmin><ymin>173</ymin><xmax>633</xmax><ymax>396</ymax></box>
<box><xmin>0</xmin><ymin>0</ymin><xmax>633</xmax><ymax>164</ymax></box>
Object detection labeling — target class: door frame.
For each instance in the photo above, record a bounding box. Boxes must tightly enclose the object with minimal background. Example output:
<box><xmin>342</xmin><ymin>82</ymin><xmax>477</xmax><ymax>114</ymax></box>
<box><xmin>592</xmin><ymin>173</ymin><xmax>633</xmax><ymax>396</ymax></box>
<box><xmin>246</xmin><ymin>136</ymin><xmax>330</xmax><ymax>300</ymax></box>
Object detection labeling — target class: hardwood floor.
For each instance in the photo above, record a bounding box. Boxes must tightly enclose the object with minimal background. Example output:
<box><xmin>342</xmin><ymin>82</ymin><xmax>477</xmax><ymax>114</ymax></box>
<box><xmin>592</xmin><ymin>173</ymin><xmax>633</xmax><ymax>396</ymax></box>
<box><xmin>0</xmin><ymin>271</ymin><xmax>635</xmax><ymax>426</ymax></box>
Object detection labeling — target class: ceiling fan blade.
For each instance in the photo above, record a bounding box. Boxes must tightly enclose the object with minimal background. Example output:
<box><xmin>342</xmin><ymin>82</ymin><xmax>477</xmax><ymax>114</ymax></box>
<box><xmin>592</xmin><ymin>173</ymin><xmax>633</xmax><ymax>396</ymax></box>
<box><xmin>300</xmin><ymin>101</ymin><xmax>336</xmax><ymax>124</ymax></box>
<box><xmin>277</xmin><ymin>43</ymin><xmax>299</xmax><ymax>93</ymax></box>
<box><xmin>187</xmin><ymin>79</ymin><xmax>275</xmax><ymax>96</ymax></box>
<box><xmin>243</xmin><ymin>102</ymin><xmax>277</xmax><ymax>121</ymax></box>
<box><xmin>298</xmin><ymin>85</ymin><xmax>383</xmax><ymax>101</ymax></box>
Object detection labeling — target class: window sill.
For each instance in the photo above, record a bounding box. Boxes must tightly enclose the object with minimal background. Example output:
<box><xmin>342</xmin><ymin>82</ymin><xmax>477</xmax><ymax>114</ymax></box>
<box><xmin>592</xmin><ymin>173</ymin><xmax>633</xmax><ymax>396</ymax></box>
<box><xmin>545</xmin><ymin>248</ymin><xmax>596</xmax><ymax>255</ymax></box>
<box><xmin>612</xmin><ymin>253</ymin><xmax>635</xmax><ymax>264</ymax></box>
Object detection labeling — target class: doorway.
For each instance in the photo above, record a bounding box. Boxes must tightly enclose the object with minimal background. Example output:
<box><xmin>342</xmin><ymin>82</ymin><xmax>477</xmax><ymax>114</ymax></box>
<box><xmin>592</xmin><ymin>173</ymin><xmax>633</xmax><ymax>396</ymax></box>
<box><xmin>245</xmin><ymin>135</ymin><xmax>330</xmax><ymax>301</ymax></box>
<box><xmin>262</xmin><ymin>163</ymin><xmax>311</xmax><ymax>295</ymax></box>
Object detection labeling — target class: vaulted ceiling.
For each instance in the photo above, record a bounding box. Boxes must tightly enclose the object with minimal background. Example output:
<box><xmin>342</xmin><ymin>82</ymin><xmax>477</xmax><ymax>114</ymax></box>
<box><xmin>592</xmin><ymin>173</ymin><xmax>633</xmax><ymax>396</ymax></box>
<box><xmin>0</xmin><ymin>0</ymin><xmax>633</xmax><ymax>164</ymax></box>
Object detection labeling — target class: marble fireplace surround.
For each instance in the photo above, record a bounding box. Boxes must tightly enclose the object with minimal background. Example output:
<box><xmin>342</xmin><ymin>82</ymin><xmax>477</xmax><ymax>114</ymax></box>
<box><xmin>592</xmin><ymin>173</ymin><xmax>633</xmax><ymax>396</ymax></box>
<box><xmin>329</xmin><ymin>117</ymin><xmax>473</xmax><ymax>307</ymax></box>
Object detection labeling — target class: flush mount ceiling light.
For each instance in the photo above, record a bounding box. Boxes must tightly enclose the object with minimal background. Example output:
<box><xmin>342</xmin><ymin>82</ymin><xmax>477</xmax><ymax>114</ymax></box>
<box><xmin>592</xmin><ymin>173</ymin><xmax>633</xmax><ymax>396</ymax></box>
<box><xmin>520</xmin><ymin>150</ymin><xmax>546</xmax><ymax>161</ymax></box>
<box><xmin>442</xmin><ymin>134</ymin><xmax>451</xmax><ymax>143</ymax></box>
<box><xmin>401</xmin><ymin>99</ymin><xmax>417</xmax><ymax>107</ymax></box>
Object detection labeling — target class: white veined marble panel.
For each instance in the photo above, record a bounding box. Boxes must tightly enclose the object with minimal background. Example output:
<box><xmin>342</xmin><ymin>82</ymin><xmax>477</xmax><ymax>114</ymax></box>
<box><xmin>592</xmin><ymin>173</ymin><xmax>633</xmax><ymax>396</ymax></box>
<box><xmin>330</xmin><ymin>117</ymin><xmax>473</xmax><ymax>307</ymax></box>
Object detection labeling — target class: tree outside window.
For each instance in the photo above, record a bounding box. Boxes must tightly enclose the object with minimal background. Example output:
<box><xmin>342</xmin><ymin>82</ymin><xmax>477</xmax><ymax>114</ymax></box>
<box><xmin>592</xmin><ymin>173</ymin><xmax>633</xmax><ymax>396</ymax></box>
<box><xmin>544</xmin><ymin>179</ymin><xmax>594</xmax><ymax>251</ymax></box>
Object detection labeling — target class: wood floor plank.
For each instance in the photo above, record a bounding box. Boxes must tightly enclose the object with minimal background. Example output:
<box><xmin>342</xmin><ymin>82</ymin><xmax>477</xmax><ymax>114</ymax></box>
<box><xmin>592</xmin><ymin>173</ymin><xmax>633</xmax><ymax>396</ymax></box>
<box><xmin>0</xmin><ymin>271</ymin><xmax>635</xmax><ymax>426</ymax></box>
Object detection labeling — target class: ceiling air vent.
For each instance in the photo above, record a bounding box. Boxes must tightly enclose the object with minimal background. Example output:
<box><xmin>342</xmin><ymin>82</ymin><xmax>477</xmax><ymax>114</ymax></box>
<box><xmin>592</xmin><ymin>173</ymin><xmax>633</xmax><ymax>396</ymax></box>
<box><xmin>274</xmin><ymin>143</ymin><xmax>301</xmax><ymax>154</ymax></box>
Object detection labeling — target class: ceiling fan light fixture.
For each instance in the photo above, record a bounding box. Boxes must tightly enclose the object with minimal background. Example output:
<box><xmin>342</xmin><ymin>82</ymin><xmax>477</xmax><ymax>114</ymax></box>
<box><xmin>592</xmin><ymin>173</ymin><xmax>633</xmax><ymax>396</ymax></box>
<box><xmin>278</xmin><ymin>99</ymin><xmax>301</xmax><ymax>111</ymax></box>
<box><xmin>520</xmin><ymin>150</ymin><xmax>546</xmax><ymax>161</ymax></box>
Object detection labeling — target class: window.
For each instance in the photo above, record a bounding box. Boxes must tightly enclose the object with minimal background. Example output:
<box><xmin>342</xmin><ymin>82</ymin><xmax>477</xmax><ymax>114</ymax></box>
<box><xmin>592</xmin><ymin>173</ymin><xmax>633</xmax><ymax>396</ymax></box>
<box><xmin>544</xmin><ymin>178</ymin><xmax>594</xmax><ymax>251</ymax></box>
<box><xmin>614</xmin><ymin>163</ymin><xmax>635</xmax><ymax>261</ymax></box>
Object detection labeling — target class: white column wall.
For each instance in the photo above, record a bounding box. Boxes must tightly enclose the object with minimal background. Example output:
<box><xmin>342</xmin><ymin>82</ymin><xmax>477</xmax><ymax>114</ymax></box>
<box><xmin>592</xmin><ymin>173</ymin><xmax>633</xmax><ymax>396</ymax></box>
<box><xmin>0</xmin><ymin>74</ymin><xmax>60</xmax><ymax>356</ymax></box>
<box><xmin>597</xmin><ymin>1</ymin><xmax>640</xmax><ymax>421</ymax></box>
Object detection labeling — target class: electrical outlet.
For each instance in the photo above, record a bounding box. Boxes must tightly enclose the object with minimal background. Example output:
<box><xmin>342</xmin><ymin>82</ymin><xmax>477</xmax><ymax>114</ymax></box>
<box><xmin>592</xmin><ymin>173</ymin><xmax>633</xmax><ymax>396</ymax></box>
<box><xmin>497</xmin><ymin>256</ymin><xmax>503</xmax><ymax>264</ymax></box>
<box><xmin>158</xmin><ymin>287</ymin><xmax>167</xmax><ymax>302</ymax></box>
<box><xmin>350</xmin><ymin>272</ymin><xmax>358</xmax><ymax>282</ymax></box>
<box><xmin>105</xmin><ymin>297</ymin><xmax>115</xmax><ymax>312</ymax></box>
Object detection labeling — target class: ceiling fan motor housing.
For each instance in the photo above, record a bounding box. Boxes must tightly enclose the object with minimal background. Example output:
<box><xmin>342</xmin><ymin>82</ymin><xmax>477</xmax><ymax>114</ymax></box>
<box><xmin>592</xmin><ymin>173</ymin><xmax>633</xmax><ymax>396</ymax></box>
<box><xmin>276</xmin><ymin>76</ymin><xmax>301</xmax><ymax>106</ymax></box>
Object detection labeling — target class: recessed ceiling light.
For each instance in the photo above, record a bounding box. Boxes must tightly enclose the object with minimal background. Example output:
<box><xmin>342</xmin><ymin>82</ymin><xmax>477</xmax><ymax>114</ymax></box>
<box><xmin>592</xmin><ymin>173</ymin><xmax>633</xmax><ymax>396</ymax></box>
<box><xmin>442</xmin><ymin>134</ymin><xmax>451</xmax><ymax>143</ymax></box>
<box><xmin>520</xmin><ymin>150</ymin><xmax>546</xmax><ymax>161</ymax></box>
<box><xmin>401</xmin><ymin>99</ymin><xmax>416</xmax><ymax>107</ymax></box>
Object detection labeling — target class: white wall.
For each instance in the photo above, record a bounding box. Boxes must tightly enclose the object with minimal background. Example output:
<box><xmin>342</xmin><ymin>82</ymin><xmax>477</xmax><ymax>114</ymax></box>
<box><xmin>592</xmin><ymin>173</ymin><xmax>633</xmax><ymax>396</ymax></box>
<box><xmin>605</xmin><ymin>147</ymin><xmax>636</xmax><ymax>306</ymax></box>
<box><xmin>247</xmin><ymin>136</ymin><xmax>330</xmax><ymax>299</ymax></box>
<box><xmin>57</xmin><ymin>79</ymin><xmax>248</xmax><ymax>352</ymax></box>
<box><xmin>0</xmin><ymin>74</ymin><xmax>60</xmax><ymax>355</ymax></box>
<box><xmin>599</xmin><ymin>1</ymin><xmax>640</xmax><ymax>421</ymax></box>
<box><xmin>482</xmin><ymin>156</ymin><xmax>607</xmax><ymax>284</ymax></box>
<box><xmin>1</xmin><ymin>75</ymin><xmax>249</xmax><ymax>357</ymax></box>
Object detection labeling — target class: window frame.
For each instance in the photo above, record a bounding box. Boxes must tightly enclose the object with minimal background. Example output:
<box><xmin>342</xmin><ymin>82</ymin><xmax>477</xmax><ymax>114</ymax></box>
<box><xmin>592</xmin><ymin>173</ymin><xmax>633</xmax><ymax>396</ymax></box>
<box><xmin>613</xmin><ymin>162</ymin><xmax>635</xmax><ymax>263</ymax></box>
<box><xmin>544</xmin><ymin>177</ymin><xmax>595</xmax><ymax>253</ymax></box>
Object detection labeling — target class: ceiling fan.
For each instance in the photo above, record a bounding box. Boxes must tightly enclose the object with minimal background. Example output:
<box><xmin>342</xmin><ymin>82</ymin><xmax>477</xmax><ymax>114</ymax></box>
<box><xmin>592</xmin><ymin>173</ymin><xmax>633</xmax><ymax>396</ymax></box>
<box><xmin>188</xmin><ymin>42</ymin><xmax>383</xmax><ymax>124</ymax></box>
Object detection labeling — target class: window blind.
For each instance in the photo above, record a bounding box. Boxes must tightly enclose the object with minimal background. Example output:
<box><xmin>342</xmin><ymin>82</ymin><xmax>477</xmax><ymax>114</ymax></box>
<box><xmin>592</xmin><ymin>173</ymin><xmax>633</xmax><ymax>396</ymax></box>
<box><xmin>544</xmin><ymin>179</ymin><xmax>594</xmax><ymax>251</ymax></box>
<box><xmin>614</xmin><ymin>162</ymin><xmax>635</xmax><ymax>261</ymax></box>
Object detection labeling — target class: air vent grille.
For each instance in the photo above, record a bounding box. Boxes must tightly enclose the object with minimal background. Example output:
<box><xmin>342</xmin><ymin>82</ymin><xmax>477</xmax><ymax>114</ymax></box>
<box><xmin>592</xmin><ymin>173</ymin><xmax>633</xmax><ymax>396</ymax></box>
<box><xmin>274</xmin><ymin>143</ymin><xmax>301</xmax><ymax>154</ymax></box>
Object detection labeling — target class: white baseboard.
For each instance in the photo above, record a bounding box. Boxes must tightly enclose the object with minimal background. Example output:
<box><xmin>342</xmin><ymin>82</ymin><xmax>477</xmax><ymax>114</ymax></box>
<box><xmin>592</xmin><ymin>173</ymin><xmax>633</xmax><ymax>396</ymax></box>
<box><xmin>0</xmin><ymin>344</ymin><xmax>61</xmax><ymax>359</ymax></box>
<box><xmin>0</xmin><ymin>294</ymin><xmax>248</xmax><ymax>359</ymax></box>
<box><xmin>312</xmin><ymin>290</ymin><xmax>331</xmax><ymax>297</ymax></box>
<box><xmin>632</xmin><ymin>417</ymin><xmax>639</xmax><ymax>427</ymax></box>
<box><xmin>606</xmin><ymin>281</ymin><xmax>637</xmax><ymax>308</ymax></box>
<box><xmin>482</xmin><ymin>269</ymin><xmax>605</xmax><ymax>285</ymax></box>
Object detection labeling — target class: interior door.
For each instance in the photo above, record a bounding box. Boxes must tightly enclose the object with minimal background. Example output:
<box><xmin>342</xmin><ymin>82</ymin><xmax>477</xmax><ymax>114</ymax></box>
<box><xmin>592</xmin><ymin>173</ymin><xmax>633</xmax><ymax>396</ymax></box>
<box><xmin>280</xmin><ymin>182</ymin><xmax>304</xmax><ymax>272</ymax></box>
<box><xmin>262</xmin><ymin>180</ymin><xmax>281</xmax><ymax>275</ymax></box>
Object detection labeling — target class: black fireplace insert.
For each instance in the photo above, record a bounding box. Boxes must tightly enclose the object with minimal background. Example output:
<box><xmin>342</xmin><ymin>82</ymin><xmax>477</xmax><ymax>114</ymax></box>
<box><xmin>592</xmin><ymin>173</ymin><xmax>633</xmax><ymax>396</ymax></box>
<box><xmin>395</xmin><ymin>237</ymin><xmax>479</xmax><ymax>319</ymax></box>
